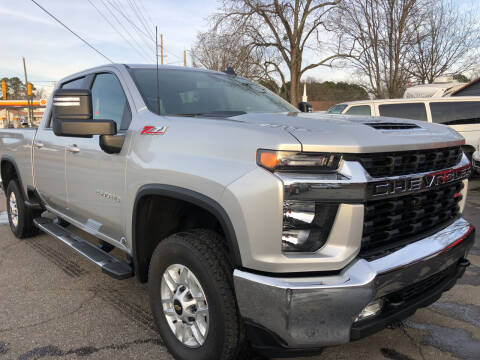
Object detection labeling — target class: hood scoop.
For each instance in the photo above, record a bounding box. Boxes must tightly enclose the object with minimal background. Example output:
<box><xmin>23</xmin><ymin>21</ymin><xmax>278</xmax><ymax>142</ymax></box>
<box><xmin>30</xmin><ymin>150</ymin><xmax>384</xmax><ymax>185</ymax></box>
<box><xmin>365</xmin><ymin>122</ymin><xmax>421</xmax><ymax>130</ymax></box>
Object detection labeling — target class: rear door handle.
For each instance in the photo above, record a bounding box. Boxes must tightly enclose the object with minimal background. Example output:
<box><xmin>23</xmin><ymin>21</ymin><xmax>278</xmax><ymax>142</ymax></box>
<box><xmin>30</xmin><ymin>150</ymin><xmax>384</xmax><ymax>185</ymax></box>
<box><xmin>67</xmin><ymin>145</ymin><xmax>80</xmax><ymax>154</ymax></box>
<box><xmin>34</xmin><ymin>142</ymin><xmax>44</xmax><ymax>149</ymax></box>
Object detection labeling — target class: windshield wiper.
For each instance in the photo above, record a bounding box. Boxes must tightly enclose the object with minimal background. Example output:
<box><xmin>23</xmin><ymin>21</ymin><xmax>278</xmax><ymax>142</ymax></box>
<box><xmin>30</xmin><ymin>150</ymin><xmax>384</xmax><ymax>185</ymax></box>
<box><xmin>167</xmin><ymin>111</ymin><xmax>247</xmax><ymax>118</ymax></box>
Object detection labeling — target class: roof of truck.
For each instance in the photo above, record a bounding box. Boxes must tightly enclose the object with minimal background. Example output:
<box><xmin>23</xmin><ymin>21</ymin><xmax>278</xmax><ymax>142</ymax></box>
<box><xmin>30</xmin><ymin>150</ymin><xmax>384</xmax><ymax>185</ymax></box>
<box><xmin>57</xmin><ymin>63</ymin><xmax>230</xmax><ymax>87</ymax></box>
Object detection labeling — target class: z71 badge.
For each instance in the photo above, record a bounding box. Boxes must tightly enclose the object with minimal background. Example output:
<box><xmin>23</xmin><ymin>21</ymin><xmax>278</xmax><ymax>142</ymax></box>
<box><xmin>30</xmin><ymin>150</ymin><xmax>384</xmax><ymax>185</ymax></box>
<box><xmin>141</xmin><ymin>126</ymin><xmax>168</xmax><ymax>135</ymax></box>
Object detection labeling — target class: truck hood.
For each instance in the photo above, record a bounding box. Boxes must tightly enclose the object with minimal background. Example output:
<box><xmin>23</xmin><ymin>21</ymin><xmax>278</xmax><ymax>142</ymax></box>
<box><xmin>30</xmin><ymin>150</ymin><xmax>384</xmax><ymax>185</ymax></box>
<box><xmin>232</xmin><ymin>112</ymin><xmax>464</xmax><ymax>153</ymax></box>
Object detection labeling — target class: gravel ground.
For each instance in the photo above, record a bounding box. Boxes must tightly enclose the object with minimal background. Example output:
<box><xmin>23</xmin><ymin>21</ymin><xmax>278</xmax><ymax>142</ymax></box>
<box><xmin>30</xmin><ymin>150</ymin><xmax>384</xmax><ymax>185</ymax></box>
<box><xmin>0</xmin><ymin>180</ymin><xmax>479</xmax><ymax>360</ymax></box>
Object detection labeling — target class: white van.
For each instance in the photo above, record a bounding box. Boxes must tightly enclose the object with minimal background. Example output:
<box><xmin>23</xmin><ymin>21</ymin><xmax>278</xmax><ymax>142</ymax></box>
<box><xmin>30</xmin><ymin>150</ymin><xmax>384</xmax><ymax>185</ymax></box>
<box><xmin>473</xmin><ymin>140</ymin><xmax>480</xmax><ymax>174</ymax></box>
<box><xmin>328</xmin><ymin>97</ymin><xmax>480</xmax><ymax>159</ymax></box>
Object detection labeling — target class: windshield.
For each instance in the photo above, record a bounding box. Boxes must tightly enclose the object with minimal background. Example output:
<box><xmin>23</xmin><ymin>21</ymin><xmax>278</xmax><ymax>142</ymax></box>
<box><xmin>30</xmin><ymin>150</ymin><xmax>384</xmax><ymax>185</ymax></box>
<box><xmin>130</xmin><ymin>68</ymin><xmax>297</xmax><ymax>116</ymax></box>
<box><xmin>327</xmin><ymin>104</ymin><xmax>347</xmax><ymax>114</ymax></box>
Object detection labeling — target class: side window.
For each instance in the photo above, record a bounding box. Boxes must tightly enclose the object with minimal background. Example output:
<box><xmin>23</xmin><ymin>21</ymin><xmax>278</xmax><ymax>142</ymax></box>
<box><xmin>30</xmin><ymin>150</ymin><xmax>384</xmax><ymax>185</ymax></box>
<box><xmin>345</xmin><ymin>105</ymin><xmax>371</xmax><ymax>116</ymax></box>
<box><xmin>378</xmin><ymin>103</ymin><xmax>427</xmax><ymax>121</ymax></box>
<box><xmin>46</xmin><ymin>77</ymin><xmax>87</xmax><ymax>128</ymax></box>
<box><xmin>61</xmin><ymin>77</ymin><xmax>85</xmax><ymax>89</ymax></box>
<box><xmin>430</xmin><ymin>102</ymin><xmax>480</xmax><ymax>125</ymax></box>
<box><xmin>91</xmin><ymin>73</ymin><xmax>131</xmax><ymax>130</ymax></box>
<box><xmin>327</xmin><ymin>104</ymin><xmax>348</xmax><ymax>114</ymax></box>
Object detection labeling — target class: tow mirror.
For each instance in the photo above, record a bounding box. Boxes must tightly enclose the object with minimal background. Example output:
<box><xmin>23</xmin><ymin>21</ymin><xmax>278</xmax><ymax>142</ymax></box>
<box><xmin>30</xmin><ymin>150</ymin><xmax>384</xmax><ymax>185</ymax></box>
<box><xmin>53</xmin><ymin>89</ymin><xmax>92</xmax><ymax>119</ymax></box>
<box><xmin>53</xmin><ymin>118</ymin><xmax>117</xmax><ymax>137</ymax></box>
<box><xmin>298</xmin><ymin>101</ymin><xmax>312</xmax><ymax>113</ymax></box>
<box><xmin>52</xmin><ymin>88</ymin><xmax>117</xmax><ymax>137</ymax></box>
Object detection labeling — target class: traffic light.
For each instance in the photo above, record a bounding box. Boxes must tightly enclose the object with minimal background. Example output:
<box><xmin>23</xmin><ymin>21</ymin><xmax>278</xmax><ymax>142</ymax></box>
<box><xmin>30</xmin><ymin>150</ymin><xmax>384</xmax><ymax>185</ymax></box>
<box><xmin>1</xmin><ymin>80</ymin><xmax>6</xmax><ymax>100</ymax></box>
<box><xmin>27</xmin><ymin>83</ymin><xmax>33</xmax><ymax>97</ymax></box>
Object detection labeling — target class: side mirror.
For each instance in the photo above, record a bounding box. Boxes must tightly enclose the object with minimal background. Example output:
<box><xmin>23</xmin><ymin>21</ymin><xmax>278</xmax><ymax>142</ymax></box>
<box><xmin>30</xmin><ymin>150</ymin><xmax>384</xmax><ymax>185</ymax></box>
<box><xmin>53</xmin><ymin>89</ymin><xmax>92</xmax><ymax>119</ymax></box>
<box><xmin>298</xmin><ymin>101</ymin><xmax>312</xmax><ymax>113</ymax></box>
<box><xmin>53</xmin><ymin>118</ymin><xmax>117</xmax><ymax>137</ymax></box>
<box><xmin>52</xmin><ymin>88</ymin><xmax>117</xmax><ymax>137</ymax></box>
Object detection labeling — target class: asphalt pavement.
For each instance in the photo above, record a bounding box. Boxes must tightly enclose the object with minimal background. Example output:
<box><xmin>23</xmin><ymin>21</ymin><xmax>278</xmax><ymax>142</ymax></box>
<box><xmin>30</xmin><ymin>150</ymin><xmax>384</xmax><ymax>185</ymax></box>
<box><xmin>0</xmin><ymin>180</ymin><xmax>479</xmax><ymax>360</ymax></box>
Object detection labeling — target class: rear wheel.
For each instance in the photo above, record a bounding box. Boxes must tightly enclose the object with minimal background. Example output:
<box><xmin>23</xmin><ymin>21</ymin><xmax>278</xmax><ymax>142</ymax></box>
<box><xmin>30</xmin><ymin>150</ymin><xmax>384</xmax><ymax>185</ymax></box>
<box><xmin>6</xmin><ymin>180</ymin><xmax>39</xmax><ymax>238</ymax></box>
<box><xmin>148</xmin><ymin>229</ymin><xmax>244</xmax><ymax>360</ymax></box>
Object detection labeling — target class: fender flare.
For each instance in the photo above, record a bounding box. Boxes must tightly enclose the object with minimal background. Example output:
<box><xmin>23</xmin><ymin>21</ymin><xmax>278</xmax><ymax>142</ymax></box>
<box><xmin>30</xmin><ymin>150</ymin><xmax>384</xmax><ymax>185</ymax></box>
<box><xmin>0</xmin><ymin>155</ymin><xmax>27</xmax><ymax>198</ymax></box>
<box><xmin>132</xmin><ymin>184</ymin><xmax>243</xmax><ymax>281</ymax></box>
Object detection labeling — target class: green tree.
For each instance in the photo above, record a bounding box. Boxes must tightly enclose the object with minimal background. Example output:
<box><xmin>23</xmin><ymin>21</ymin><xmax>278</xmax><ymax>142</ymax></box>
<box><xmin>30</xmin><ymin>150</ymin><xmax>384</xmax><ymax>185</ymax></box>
<box><xmin>305</xmin><ymin>79</ymin><xmax>369</xmax><ymax>102</ymax></box>
<box><xmin>0</xmin><ymin>77</ymin><xmax>37</xmax><ymax>99</ymax></box>
<box><xmin>453</xmin><ymin>74</ymin><xmax>470</xmax><ymax>83</ymax></box>
<box><xmin>258</xmin><ymin>79</ymin><xmax>280</xmax><ymax>94</ymax></box>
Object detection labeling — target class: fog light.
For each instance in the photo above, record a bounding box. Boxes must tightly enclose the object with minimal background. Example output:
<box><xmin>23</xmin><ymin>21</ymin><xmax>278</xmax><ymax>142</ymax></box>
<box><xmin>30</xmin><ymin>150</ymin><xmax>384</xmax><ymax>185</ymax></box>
<box><xmin>354</xmin><ymin>299</ymin><xmax>384</xmax><ymax>322</ymax></box>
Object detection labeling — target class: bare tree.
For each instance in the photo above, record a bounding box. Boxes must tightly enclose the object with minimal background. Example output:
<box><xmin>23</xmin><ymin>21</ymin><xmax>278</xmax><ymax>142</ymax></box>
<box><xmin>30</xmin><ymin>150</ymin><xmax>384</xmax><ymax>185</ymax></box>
<box><xmin>407</xmin><ymin>0</ymin><xmax>480</xmax><ymax>84</ymax></box>
<box><xmin>190</xmin><ymin>30</ymin><xmax>267</xmax><ymax>79</ymax></box>
<box><xmin>215</xmin><ymin>0</ymin><xmax>345</xmax><ymax>105</ymax></box>
<box><xmin>332</xmin><ymin>0</ymin><xmax>425</xmax><ymax>98</ymax></box>
<box><xmin>34</xmin><ymin>87</ymin><xmax>50</xmax><ymax>100</ymax></box>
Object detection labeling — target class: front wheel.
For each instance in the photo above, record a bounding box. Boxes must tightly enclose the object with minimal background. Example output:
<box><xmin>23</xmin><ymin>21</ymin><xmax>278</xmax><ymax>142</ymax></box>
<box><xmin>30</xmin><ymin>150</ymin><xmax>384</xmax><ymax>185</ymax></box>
<box><xmin>6</xmin><ymin>180</ymin><xmax>39</xmax><ymax>238</ymax></box>
<box><xmin>148</xmin><ymin>229</ymin><xmax>244</xmax><ymax>360</ymax></box>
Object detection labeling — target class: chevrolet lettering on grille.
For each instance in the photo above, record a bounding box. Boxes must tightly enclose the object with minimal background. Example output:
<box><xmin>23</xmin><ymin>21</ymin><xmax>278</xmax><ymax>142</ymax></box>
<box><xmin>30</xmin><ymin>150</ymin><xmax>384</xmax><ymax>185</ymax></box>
<box><xmin>371</xmin><ymin>165</ymin><xmax>471</xmax><ymax>197</ymax></box>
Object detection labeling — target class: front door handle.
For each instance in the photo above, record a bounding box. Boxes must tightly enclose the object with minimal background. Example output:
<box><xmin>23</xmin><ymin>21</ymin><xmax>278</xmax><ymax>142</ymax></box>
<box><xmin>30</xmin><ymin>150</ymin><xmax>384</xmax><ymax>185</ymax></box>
<box><xmin>67</xmin><ymin>145</ymin><xmax>80</xmax><ymax>154</ymax></box>
<box><xmin>33</xmin><ymin>142</ymin><xmax>44</xmax><ymax>149</ymax></box>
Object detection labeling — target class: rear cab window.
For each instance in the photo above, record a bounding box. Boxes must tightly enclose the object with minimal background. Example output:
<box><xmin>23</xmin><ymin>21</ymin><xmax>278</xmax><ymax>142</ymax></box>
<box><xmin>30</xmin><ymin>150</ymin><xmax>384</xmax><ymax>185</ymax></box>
<box><xmin>430</xmin><ymin>101</ymin><xmax>480</xmax><ymax>125</ymax></box>
<box><xmin>345</xmin><ymin>105</ymin><xmax>371</xmax><ymax>116</ymax></box>
<box><xmin>378</xmin><ymin>103</ymin><xmax>428</xmax><ymax>121</ymax></box>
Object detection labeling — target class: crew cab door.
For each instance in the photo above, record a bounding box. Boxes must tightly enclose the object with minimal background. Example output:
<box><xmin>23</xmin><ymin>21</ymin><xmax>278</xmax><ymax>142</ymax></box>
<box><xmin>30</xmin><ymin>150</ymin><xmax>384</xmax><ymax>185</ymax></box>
<box><xmin>64</xmin><ymin>72</ymin><xmax>132</xmax><ymax>243</ymax></box>
<box><xmin>33</xmin><ymin>77</ymin><xmax>87</xmax><ymax>213</ymax></box>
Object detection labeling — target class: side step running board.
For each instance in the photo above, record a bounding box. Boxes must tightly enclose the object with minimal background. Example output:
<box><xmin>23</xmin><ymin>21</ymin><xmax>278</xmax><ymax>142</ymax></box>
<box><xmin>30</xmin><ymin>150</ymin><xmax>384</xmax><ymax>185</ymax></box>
<box><xmin>33</xmin><ymin>217</ymin><xmax>133</xmax><ymax>280</ymax></box>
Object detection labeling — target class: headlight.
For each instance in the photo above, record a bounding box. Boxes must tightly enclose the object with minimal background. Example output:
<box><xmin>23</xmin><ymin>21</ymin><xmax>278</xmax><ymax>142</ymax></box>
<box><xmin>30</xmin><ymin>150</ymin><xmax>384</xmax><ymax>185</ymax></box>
<box><xmin>282</xmin><ymin>200</ymin><xmax>338</xmax><ymax>253</ymax></box>
<box><xmin>257</xmin><ymin>150</ymin><xmax>341</xmax><ymax>173</ymax></box>
<box><xmin>257</xmin><ymin>149</ymin><xmax>341</xmax><ymax>253</ymax></box>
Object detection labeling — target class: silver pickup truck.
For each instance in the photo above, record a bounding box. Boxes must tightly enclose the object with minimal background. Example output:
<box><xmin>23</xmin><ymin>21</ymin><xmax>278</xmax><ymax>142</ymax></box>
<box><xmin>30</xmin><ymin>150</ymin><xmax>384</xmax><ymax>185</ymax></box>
<box><xmin>0</xmin><ymin>64</ymin><xmax>475</xmax><ymax>360</ymax></box>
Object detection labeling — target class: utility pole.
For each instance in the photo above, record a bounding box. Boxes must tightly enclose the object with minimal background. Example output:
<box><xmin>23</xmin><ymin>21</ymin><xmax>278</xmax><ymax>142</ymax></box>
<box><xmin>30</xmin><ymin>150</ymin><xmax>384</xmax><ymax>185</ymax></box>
<box><xmin>184</xmin><ymin>50</ymin><xmax>187</xmax><ymax>67</ymax></box>
<box><xmin>22</xmin><ymin>57</ymin><xmax>33</xmax><ymax>127</ymax></box>
<box><xmin>160</xmin><ymin>34</ymin><xmax>164</xmax><ymax>65</ymax></box>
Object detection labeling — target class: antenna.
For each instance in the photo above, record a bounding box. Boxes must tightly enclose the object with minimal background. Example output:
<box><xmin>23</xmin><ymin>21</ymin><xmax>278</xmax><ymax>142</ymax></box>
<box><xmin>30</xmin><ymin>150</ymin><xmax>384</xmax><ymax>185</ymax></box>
<box><xmin>155</xmin><ymin>26</ymin><xmax>160</xmax><ymax>115</ymax></box>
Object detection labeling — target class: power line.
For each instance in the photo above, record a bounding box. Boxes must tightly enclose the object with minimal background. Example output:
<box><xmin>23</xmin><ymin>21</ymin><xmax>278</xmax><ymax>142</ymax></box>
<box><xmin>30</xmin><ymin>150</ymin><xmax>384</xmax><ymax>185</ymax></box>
<box><xmin>88</xmin><ymin>0</ymin><xmax>152</xmax><ymax>63</ymax></box>
<box><xmin>29</xmin><ymin>0</ymin><xmax>114</xmax><ymax>63</ymax></box>
<box><xmin>127</xmin><ymin>0</ymin><xmax>154</xmax><ymax>41</ymax></box>
<box><xmin>99</xmin><ymin>0</ymin><xmax>154</xmax><ymax>61</ymax></box>
<box><xmin>137</xmin><ymin>0</ymin><xmax>155</xmax><ymax>32</ymax></box>
<box><xmin>105</xmin><ymin>0</ymin><xmax>154</xmax><ymax>46</ymax></box>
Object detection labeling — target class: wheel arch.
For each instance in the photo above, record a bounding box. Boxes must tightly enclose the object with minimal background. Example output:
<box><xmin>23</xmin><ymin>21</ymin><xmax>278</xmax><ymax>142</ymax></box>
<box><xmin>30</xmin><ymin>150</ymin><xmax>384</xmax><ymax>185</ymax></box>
<box><xmin>132</xmin><ymin>184</ymin><xmax>242</xmax><ymax>283</ymax></box>
<box><xmin>1</xmin><ymin>155</ymin><xmax>26</xmax><ymax>198</ymax></box>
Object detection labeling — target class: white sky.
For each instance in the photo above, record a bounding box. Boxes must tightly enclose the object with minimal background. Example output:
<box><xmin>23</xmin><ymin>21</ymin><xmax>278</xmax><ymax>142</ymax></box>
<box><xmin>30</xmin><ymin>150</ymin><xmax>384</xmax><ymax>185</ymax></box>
<box><xmin>0</xmin><ymin>0</ymin><xmax>356</xmax><ymax>94</ymax></box>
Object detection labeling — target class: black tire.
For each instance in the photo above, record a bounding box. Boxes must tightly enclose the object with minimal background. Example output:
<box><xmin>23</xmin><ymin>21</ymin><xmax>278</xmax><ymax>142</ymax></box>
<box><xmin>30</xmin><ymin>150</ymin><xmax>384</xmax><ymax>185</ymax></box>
<box><xmin>6</xmin><ymin>180</ymin><xmax>39</xmax><ymax>238</ymax></box>
<box><xmin>148</xmin><ymin>229</ymin><xmax>244</xmax><ymax>360</ymax></box>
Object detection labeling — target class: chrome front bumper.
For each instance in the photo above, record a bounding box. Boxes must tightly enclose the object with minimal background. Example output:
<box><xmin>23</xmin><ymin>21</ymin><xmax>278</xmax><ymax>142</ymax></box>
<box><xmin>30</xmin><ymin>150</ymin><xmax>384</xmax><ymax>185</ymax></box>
<box><xmin>234</xmin><ymin>217</ymin><xmax>474</xmax><ymax>351</ymax></box>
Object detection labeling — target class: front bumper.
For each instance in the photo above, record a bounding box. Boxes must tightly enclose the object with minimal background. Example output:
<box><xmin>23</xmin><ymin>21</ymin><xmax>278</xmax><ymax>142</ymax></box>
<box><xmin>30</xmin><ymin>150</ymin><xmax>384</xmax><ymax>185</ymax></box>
<box><xmin>234</xmin><ymin>217</ymin><xmax>474</xmax><ymax>356</ymax></box>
